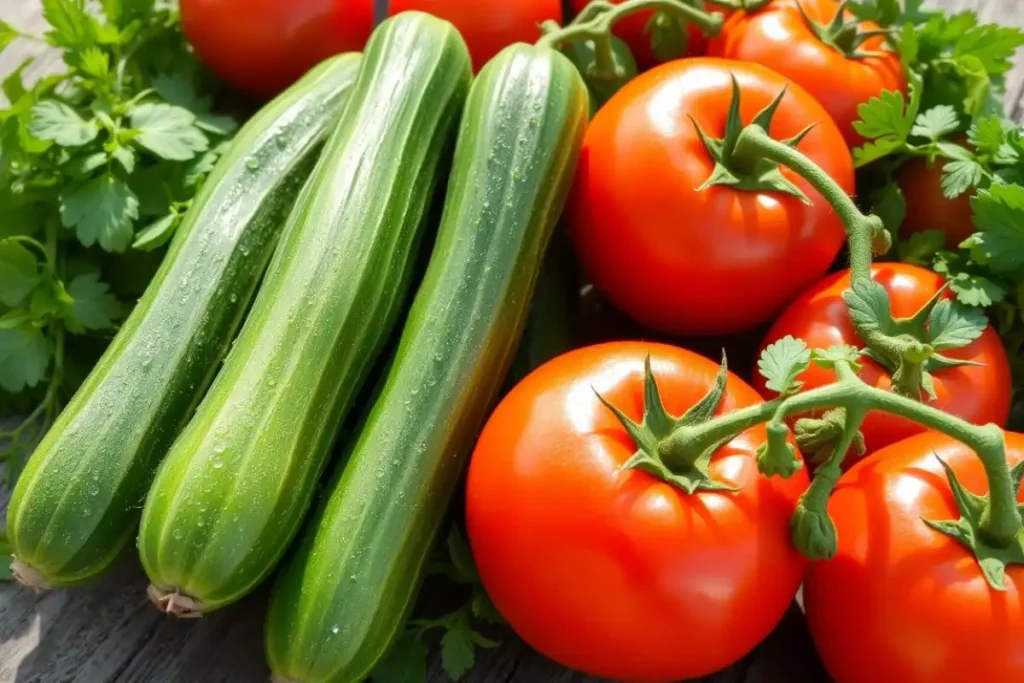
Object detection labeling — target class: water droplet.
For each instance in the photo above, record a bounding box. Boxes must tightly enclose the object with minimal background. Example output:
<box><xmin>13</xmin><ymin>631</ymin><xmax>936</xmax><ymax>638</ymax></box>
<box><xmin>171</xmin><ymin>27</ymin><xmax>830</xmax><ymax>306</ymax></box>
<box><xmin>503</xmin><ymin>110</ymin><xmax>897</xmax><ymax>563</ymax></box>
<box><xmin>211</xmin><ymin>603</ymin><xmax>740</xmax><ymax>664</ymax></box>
<box><xmin>212</xmin><ymin>458</ymin><xmax>224</xmax><ymax>469</ymax></box>
<box><xmin>246</xmin><ymin>158</ymin><xmax>260</xmax><ymax>170</ymax></box>
<box><xmin>229</xmin><ymin>293</ymin><xmax>238</xmax><ymax>303</ymax></box>
<box><xmin>331</xmin><ymin>625</ymin><xmax>340</xmax><ymax>634</ymax></box>
<box><xmin>172</xmin><ymin>528</ymin><xmax>184</xmax><ymax>540</ymax></box>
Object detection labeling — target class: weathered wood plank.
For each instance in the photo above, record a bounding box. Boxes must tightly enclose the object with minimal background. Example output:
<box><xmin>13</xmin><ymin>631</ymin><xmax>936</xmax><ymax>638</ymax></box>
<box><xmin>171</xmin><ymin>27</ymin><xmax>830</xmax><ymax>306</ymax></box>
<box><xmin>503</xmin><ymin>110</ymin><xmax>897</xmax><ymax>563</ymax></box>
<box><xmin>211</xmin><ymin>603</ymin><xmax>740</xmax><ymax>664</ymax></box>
<box><xmin>1</xmin><ymin>0</ymin><xmax>1022</xmax><ymax>682</ymax></box>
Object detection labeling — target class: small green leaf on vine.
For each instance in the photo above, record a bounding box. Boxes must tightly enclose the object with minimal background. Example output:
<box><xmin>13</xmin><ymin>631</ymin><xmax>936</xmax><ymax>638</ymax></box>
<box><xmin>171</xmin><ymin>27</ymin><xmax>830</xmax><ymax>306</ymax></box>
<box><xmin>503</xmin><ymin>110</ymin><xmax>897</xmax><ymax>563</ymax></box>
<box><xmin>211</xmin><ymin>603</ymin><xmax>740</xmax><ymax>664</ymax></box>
<box><xmin>758</xmin><ymin>336</ymin><xmax>810</xmax><ymax>396</ymax></box>
<box><xmin>844</xmin><ymin>280</ymin><xmax>894</xmax><ymax>336</ymax></box>
<box><xmin>811</xmin><ymin>345</ymin><xmax>863</xmax><ymax>369</ymax></box>
<box><xmin>926</xmin><ymin>298</ymin><xmax>987</xmax><ymax>350</ymax></box>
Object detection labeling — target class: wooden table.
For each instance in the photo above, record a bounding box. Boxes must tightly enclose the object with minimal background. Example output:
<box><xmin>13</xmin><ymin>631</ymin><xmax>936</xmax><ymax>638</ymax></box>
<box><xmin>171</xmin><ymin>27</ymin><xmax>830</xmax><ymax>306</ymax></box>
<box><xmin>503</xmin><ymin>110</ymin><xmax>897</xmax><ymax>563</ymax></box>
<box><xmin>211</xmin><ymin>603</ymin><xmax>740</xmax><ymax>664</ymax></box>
<box><xmin>2</xmin><ymin>1</ymin><xmax>1022</xmax><ymax>681</ymax></box>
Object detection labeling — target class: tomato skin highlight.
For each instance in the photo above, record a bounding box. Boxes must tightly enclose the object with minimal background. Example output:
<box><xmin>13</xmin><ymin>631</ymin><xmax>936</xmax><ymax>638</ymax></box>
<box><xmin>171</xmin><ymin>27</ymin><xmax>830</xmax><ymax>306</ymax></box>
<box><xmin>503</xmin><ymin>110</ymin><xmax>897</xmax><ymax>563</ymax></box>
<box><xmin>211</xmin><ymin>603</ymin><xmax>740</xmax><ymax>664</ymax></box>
<box><xmin>180</xmin><ymin>0</ymin><xmax>374</xmax><ymax>98</ymax></box>
<box><xmin>466</xmin><ymin>342</ymin><xmax>809</xmax><ymax>681</ymax></box>
<box><xmin>389</xmin><ymin>0</ymin><xmax>564</xmax><ymax>71</ymax></box>
<box><xmin>755</xmin><ymin>263</ymin><xmax>1011</xmax><ymax>457</ymax></box>
<box><xmin>805</xmin><ymin>430</ymin><xmax>1024</xmax><ymax>683</ymax></box>
<box><xmin>568</xmin><ymin>58</ymin><xmax>852</xmax><ymax>336</ymax></box>
<box><xmin>898</xmin><ymin>156</ymin><xmax>976</xmax><ymax>247</ymax></box>
<box><xmin>707</xmin><ymin>0</ymin><xmax>905</xmax><ymax>148</ymax></box>
<box><xmin>569</xmin><ymin>0</ymin><xmax>707</xmax><ymax>69</ymax></box>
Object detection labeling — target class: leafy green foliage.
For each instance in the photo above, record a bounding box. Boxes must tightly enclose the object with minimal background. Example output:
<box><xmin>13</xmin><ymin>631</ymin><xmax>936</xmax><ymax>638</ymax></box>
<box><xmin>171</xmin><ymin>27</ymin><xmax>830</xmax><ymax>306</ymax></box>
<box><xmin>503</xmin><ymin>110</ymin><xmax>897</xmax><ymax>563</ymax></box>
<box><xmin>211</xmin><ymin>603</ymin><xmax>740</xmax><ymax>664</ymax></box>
<box><xmin>758</xmin><ymin>336</ymin><xmax>810</xmax><ymax>397</ymax></box>
<box><xmin>927</xmin><ymin>298</ymin><xmax>987</xmax><ymax>350</ymax></box>
<box><xmin>0</xmin><ymin>0</ymin><xmax>235</xmax><ymax>479</ymax></box>
<box><xmin>812</xmin><ymin>345</ymin><xmax>864</xmax><ymax>369</ymax></box>
<box><xmin>372</xmin><ymin>528</ymin><xmax>501</xmax><ymax>682</ymax></box>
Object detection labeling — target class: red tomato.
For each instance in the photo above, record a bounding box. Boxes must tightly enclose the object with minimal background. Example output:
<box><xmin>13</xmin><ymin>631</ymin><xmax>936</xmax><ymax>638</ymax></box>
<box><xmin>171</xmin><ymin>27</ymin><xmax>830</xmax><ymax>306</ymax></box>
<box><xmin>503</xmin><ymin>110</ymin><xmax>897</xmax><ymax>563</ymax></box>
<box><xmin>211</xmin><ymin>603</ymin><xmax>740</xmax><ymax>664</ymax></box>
<box><xmin>389</xmin><ymin>0</ymin><xmax>563</xmax><ymax>71</ymax></box>
<box><xmin>569</xmin><ymin>0</ymin><xmax>707</xmax><ymax>69</ymax></box>
<box><xmin>466</xmin><ymin>342</ymin><xmax>809</xmax><ymax>681</ymax></box>
<box><xmin>898</xmin><ymin>156</ymin><xmax>976</xmax><ymax>247</ymax></box>
<box><xmin>181</xmin><ymin>0</ymin><xmax>374</xmax><ymax>98</ymax></box>
<box><xmin>805</xmin><ymin>430</ymin><xmax>1024</xmax><ymax>683</ymax></box>
<box><xmin>568</xmin><ymin>58</ymin><xmax>853</xmax><ymax>336</ymax></box>
<box><xmin>707</xmin><ymin>0</ymin><xmax>906</xmax><ymax>147</ymax></box>
<box><xmin>754</xmin><ymin>263</ymin><xmax>1011</xmax><ymax>456</ymax></box>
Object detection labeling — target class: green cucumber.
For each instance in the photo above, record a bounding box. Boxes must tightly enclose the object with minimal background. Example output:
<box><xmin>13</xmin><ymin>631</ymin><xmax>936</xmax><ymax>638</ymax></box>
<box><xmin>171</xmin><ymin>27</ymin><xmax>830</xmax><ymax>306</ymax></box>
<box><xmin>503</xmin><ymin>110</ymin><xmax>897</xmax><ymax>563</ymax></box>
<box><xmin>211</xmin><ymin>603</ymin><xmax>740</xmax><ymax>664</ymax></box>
<box><xmin>264</xmin><ymin>43</ymin><xmax>588</xmax><ymax>683</ymax></box>
<box><xmin>5</xmin><ymin>53</ymin><xmax>363</xmax><ymax>589</ymax></box>
<box><xmin>137</xmin><ymin>13</ymin><xmax>472</xmax><ymax>617</ymax></box>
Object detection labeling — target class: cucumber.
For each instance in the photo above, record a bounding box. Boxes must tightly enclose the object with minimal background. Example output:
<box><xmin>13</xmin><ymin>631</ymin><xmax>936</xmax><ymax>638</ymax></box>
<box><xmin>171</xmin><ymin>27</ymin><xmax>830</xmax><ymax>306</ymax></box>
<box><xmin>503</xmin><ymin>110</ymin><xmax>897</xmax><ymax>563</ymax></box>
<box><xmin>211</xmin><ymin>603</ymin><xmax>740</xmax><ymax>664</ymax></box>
<box><xmin>264</xmin><ymin>43</ymin><xmax>588</xmax><ymax>683</ymax></box>
<box><xmin>5</xmin><ymin>53</ymin><xmax>363</xmax><ymax>590</ymax></box>
<box><xmin>137</xmin><ymin>13</ymin><xmax>472</xmax><ymax>617</ymax></box>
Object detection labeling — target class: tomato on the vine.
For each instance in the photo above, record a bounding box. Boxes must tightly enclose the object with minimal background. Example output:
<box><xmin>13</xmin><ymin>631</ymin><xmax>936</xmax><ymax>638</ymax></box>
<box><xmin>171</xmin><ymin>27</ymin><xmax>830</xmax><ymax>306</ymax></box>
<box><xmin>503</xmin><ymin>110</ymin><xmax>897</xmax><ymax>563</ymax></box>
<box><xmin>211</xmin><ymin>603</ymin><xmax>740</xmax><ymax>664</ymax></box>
<box><xmin>466</xmin><ymin>342</ymin><xmax>808</xmax><ymax>681</ymax></box>
<box><xmin>804</xmin><ymin>430</ymin><xmax>1024</xmax><ymax>683</ymax></box>
<box><xmin>568</xmin><ymin>58</ymin><xmax>853</xmax><ymax>336</ymax></box>
<box><xmin>707</xmin><ymin>0</ymin><xmax>905</xmax><ymax>147</ymax></box>
<box><xmin>755</xmin><ymin>263</ymin><xmax>1011</xmax><ymax>456</ymax></box>
<box><xmin>389</xmin><ymin>0</ymin><xmax>563</xmax><ymax>71</ymax></box>
<box><xmin>898</xmin><ymin>156</ymin><xmax>976</xmax><ymax>247</ymax></box>
<box><xmin>181</xmin><ymin>0</ymin><xmax>374</xmax><ymax>98</ymax></box>
<box><xmin>569</xmin><ymin>0</ymin><xmax>707</xmax><ymax>69</ymax></box>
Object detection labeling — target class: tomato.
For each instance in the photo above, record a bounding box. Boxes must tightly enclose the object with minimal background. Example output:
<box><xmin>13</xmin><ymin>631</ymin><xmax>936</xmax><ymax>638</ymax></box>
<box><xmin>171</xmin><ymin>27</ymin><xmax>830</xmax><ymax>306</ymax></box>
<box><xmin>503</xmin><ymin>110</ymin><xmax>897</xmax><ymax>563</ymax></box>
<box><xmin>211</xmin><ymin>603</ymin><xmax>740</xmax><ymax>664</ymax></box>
<box><xmin>569</xmin><ymin>0</ymin><xmax>707</xmax><ymax>69</ymax></box>
<box><xmin>707</xmin><ymin>0</ymin><xmax>905</xmax><ymax>147</ymax></box>
<box><xmin>466</xmin><ymin>342</ymin><xmax>809</xmax><ymax>681</ymax></box>
<box><xmin>181</xmin><ymin>0</ymin><xmax>374</xmax><ymax>98</ymax></box>
<box><xmin>804</xmin><ymin>430</ymin><xmax>1024</xmax><ymax>683</ymax></box>
<box><xmin>389</xmin><ymin>0</ymin><xmax>563</xmax><ymax>71</ymax></box>
<box><xmin>754</xmin><ymin>263</ymin><xmax>1011</xmax><ymax>456</ymax></box>
<box><xmin>568</xmin><ymin>58</ymin><xmax>853</xmax><ymax>336</ymax></box>
<box><xmin>898</xmin><ymin>156</ymin><xmax>975</xmax><ymax>247</ymax></box>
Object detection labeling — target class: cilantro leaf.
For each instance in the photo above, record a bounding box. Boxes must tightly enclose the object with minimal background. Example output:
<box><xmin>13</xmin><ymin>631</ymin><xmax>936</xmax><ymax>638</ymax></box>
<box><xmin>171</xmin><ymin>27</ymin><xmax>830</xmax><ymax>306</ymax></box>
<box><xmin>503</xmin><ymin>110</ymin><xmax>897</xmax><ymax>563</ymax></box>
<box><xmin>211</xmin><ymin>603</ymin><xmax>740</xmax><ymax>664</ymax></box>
<box><xmin>29</xmin><ymin>101</ymin><xmax>99</xmax><ymax>147</ymax></box>
<box><xmin>968</xmin><ymin>116</ymin><xmax>1017</xmax><ymax>162</ymax></box>
<box><xmin>41</xmin><ymin>0</ymin><xmax>95</xmax><ymax>49</ymax></box>
<box><xmin>0</xmin><ymin>20</ymin><xmax>18</xmax><ymax>52</ymax></box>
<box><xmin>0</xmin><ymin>323</ymin><xmax>50</xmax><ymax>392</ymax></box>
<box><xmin>31</xmin><ymin>278</ymin><xmax>74</xmax><ymax>321</ymax></box>
<box><xmin>933</xmin><ymin>251</ymin><xmax>1007</xmax><ymax>307</ymax></box>
<box><xmin>101</xmin><ymin>0</ymin><xmax>157</xmax><ymax>27</ymax></box>
<box><xmin>953</xmin><ymin>23</ymin><xmax>1024</xmax><ymax>76</ymax></box>
<box><xmin>927</xmin><ymin>299</ymin><xmax>987</xmax><ymax>350</ymax></box>
<box><xmin>0</xmin><ymin>241</ymin><xmax>40</xmax><ymax>307</ymax></box>
<box><xmin>757</xmin><ymin>336</ymin><xmax>810</xmax><ymax>397</ymax></box>
<box><xmin>911</xmin><ymin>105</ymin><xmax>960</xmax><ymax>142</ymax></box>
<box><xmin>966</xmin><ymin>184</ymin><xmax>1024</xmax><ymax>275</ymax></box>
<box><xmin>940</xmin><ymin>160</ymin><xmax>983</xmax><ymax>199</ymax></box>
<box><xmin>899</xmin><ymin>230</ymin><xmax>946</xmax><ymax>266</ymax></box>
<box><xmin>440</xmin><ymin>610</ymin><xmax>497</xmax><ymax>681</ymax></box>
<box><xmin>66</xmin><ymin>273</ymin><xmax>121</xmax><ymax>333</ymax></box>
<box><xmin>852</xmin><ymin>85</ymin><xmax>920</xmax><ymax>167</ymax></box>
<box><xmin>372</xmin><ymin>632</ymin><xmax>428</xmax><ymax>683</ymax></box>
<box><xmin>76</xmin><ymin>48</ymin><xmax>111</xmax><ymax>80</ymax></box>
<box><xmin>60</xmin><ymin>174</ymin><xmax>140</xmax><ymax>252</ymax></box>
<box><xmin>470</xmin><ymin>588</ymin><xmax>504</xmax><ymax>626</ymax></box>
<box><xmin>812</xmin><ymin>345</ymin><xmax>863</xmax><ymax>369</ymax></box>
<box><xmin>129</xmin><ymin>103</ymin><xmax>209</xmax><ymax>161</ymax></box>
<box><xmin>446</xmin><ymin>527</ymin><xmax>479</xmax><ymax>585</ymax></box>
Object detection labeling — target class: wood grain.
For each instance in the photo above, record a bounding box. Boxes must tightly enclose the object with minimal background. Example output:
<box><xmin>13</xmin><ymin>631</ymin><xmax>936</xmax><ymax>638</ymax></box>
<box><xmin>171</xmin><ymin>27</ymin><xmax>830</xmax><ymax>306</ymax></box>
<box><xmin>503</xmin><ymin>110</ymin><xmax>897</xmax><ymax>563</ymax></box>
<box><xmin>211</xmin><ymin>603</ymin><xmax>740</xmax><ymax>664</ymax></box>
<box><xmin>2</xmin><ymin>1</ymin><xmax>1023</xmax><ymax>681</ymax></box>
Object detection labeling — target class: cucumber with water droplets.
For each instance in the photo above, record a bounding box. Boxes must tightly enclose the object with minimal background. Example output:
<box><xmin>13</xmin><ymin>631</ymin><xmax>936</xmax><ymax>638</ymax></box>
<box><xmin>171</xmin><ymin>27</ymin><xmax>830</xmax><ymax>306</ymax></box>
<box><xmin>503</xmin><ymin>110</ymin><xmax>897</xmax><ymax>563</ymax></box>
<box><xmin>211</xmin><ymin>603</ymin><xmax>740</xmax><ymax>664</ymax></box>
<box><xmin>5</xmin><ymin>53</ymin><xmax>363</xmax><ymax>590</ymax></box>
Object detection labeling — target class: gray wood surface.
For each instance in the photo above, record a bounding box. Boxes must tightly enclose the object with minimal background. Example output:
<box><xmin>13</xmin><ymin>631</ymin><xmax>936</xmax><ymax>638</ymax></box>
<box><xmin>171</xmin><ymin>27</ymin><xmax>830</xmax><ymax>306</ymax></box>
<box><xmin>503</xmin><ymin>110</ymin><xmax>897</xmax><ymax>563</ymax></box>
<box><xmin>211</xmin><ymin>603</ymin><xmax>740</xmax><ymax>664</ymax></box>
<box><xmin>2</xmin><ymin>0</ymin><xmax>1023</xmax><ymax>681</ymax></box>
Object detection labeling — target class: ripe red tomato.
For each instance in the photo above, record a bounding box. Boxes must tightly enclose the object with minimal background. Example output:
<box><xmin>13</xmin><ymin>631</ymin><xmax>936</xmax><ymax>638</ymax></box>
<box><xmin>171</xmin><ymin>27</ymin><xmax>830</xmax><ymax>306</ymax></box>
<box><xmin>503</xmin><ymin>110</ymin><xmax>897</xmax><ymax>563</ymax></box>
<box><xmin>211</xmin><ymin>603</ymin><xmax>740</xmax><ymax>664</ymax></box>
<box><xmin>898</xmin><ymin>156</ymin><xmax>975</xmax><ymax>247</ymax></box>
<box><xmin>569</xmin><ymin>0</ymin><xmax>707</xmax><ymax>69</ymax></box>
<box><xmin>466</xmin><ymin>342</ymin><xmax>809</xmax><ymax>681</ymax></box>
<box><xmin>754</xmin><ymin>263</ymin><xmax>1011</xmax><ymax>456</ymax></box>
<box><xmin>568</xmin><ymin>58</ymin><xmax>853</xmax><ymax>336</ymax></box>
<box><xmin>389</xmin><ymin>0</ymin><xmax>563</xmax><ymax>71</ymax></box>
<box><xmin>804</xmin><ymin>430</ymin><xmax>1024</xmax><ymax>683</ymax></box>
<box><xmin>181</xmin><ymin>0</ymin><xmax>374</xmax><ymax>98</ymax></box>
<box><xmin>707</xmin><ymin>0</ymin><xmax>905</xmax><ymax>147</ymax></box>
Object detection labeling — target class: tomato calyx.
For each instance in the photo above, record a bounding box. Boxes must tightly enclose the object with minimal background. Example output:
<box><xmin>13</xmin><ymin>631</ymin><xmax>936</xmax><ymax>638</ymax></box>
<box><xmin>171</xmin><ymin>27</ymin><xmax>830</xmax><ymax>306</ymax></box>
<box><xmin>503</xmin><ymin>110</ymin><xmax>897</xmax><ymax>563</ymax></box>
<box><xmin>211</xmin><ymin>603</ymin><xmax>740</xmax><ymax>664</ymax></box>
<box><xmin>796</xmin><ymin>0</ymin><xmax>894</xmax><ymax>60</ymax></box>
<box><xmin>692</xmin><ymin>77</ymin><xmax>816</xmax><ymax>201</ymax></box>
<box><xmin>596</xmin><ymin>355</ymin><xmax>740</xmax><ymax>494</ymax></box>
<box><xmin>793</xmin><ymin>407</ymin><xmax>866</xmax><ymax>465</ymax></box>
<box><xmin>844</xmin><ymin>279</ymin><xmax>989</xmax><ymax>400</ymax></box>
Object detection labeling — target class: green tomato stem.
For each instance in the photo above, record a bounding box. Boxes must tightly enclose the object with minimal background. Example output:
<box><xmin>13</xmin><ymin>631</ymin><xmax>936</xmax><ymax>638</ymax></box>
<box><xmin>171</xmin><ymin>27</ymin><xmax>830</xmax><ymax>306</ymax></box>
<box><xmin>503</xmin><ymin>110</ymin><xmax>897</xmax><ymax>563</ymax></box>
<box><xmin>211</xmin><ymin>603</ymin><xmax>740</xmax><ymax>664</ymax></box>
<box><xmin>732</xmin><ymin>124</ymin><xmax>882</xmax><ymax>286</ymax></box>
<box><xmin>540</xmin><ymin>0</ymin><xmax>725</xmax><ymax>52</ymax></box>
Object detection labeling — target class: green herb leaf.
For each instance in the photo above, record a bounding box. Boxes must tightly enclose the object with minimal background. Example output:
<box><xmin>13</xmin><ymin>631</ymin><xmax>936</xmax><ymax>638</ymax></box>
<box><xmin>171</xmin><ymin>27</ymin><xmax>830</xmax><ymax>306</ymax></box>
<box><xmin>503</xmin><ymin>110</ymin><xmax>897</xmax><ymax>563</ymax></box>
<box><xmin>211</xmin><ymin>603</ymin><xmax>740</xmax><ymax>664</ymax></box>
<box><xmin>968</xmin><ymin>115</ymin><xmax>1017</xmax><ymax>163</ymax></box>
<box><xmin>0</xmin><ymin>241</ymin><xmax>40</xmax><ymax>307</ymax></box>
<box><xmin>66</xmin><ymin>273</ymin><xmax>121</xmax><ymax>333</ymax></box>
<box><xmin>927</xmin><ymin>299</ymin><xmax>987</xmax><ymax>349</ymax></box>
<box><xmin>470</xmin><ymin>588</ymin><xmax>504</xmax><ymax>626</ymax></box>
<box><xmin>440</xmin><ymin>610</ymin><xmax>497</xmax><ymax>681</ymax></box>
<box><xmin>101</xmin><ymin>0</ymin><xmax>157</xmax><ymax>27</ymax></box>
<box><xmin>870</xmin><ymin>183</ymin><xmax>907</xmax><ymax>235</ymax></box>
<box><xmin>967</xmin><ymin>184</ymin><xmax>1024</xmax><ymax>274</ymax></box>
<box><xmin>111</xmin><ymin>145</ymin><xmax>136</xmax><ymax>174</ymax></box>
<box><xmin>853</xmin><ymin>86</ymin><xmax>920</xmax><ymax>167</ymax></box>
<box><xmin>41</xmin><ymin>0</ymin><xmax>95</xmax><ymax>48</ymax></box>
<box><xmin>76</xmin><ymin>47</ymin><xmax>111</xmax><ymax>80</ymax></box>
<box><xmin>129</xmin><ymin>103</ymin><xmax>209</xmax><ymax>161</ymax></box>
<box><xmin>30</xmin><ymin>278</ymin><xmax>73</xmax><ymax>321</ymax></box>
<box><xmin>758</xmin><ymin>336</ymin><xmax>810</xmax><ymax>397</ymax></box>
<box><xmin>132</xmin><ymin>212</ymin><xmax>178</xmax><ymax>251</ymax></box>
<box><xmin>64</xmin><ymin>151</ymin><xmax>109</xmax><ymax>176</ymax></box>
<box><xmin>940</xmin><ymin>160</ymin><xmax>983</xmax><ymax>198</ymax></box>
<box><xmin>911</xmin><ymin>105</ymin><xmax>960</xmax><ymax>141</ymax></box>
<box><xmin>953</xmin><ymin>23</ymin><xmax>1024</xmax><ymax>76</ymax></box>
<box><xmin>0</xmin><ymin>20</ymin><xmax>19</xmax><ymax>52</ymax></box>
<box><xmin>446</xmin><ymin>527</ymin><xmax>479</xmax><ymax>585</ymax></box>
<box><xmin>60</xmin><ymin>174</ymin><xmax>140</xmax><ymax>252</ymax></box>
<box><xmin>372</xmin><ymin>631</ymin><xmax>428</xmax><ymax>683</ymax></box>
<box><xmin>29</xmin><ymin>101</ymin><xmax>99</xmax><ymax>147</ymax></box>
<box><xmin>812</xmin><ymin>345</ymin><xmax>863</xmax><ymax>369</ymax></box>
<box><xmin>0</xmin><ymin>323</ymin><xmax>50</xmax><ymax>392</ymax></box>
<box><xmin>933</xmin><ymin>251</ymin><xmax>1007</xmax><ymax>307</ymax></box>
<box><xmin>899</xmin><ymin>230</ymin><xmax>946</xmax><ymax>266</ymax></box>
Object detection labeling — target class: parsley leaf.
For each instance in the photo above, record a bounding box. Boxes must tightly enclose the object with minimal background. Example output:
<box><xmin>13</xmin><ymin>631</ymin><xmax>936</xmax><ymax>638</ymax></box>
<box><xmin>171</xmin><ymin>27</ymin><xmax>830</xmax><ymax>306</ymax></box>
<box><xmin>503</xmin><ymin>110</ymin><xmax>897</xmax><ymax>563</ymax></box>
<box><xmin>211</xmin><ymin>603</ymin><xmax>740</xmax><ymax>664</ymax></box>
<box><xmin>0</xmin><ymin>323</ymin><xmax>50</xmax><ymax>393</ymax></box>
<box><xmin>60</xmin><ymin>174</ymin><xmax>140</xmax><ymax>252</ymax></box>
<box><xmin>966</xmin><ymin>184</ymin><xmax>1024</xmax><ymax>275</ymax></box>
<box><xmin>41</xmin><ymin>0</ymin><xmax>95</xmax><ymax>49</ymax></box>
<box><xmin>911</xmin><ymin>105</ymin><xmax>960</xmax><ymax>141</ymax></box>
<box><xmin>933</xmin><ymin>250</ymin><xmax>1007</xmax><ymax>307</ymax></box>
<box><xmin>852</xmin><ymin>84</ymin><xmax>920</xmax><ymax>167</ymax></box>
<box><xmin>440</xmin><ymin>609</ymin><xmax>497</xmax><ymax>681</ymax></box>
<box><xmin>66</xmin><ymin>273</ymin><xmax>121</xmax><ymax>333</ymax></box>
<box><xmin>941</xmin><ymin>160</ymin><xmax>984</xmax><ymax>198</ymax></box>
<box><xmin>757</xmin><ymin>336</ymin><xmax>810</xmax><ymax>397</ymax></box>
<box><xmin>0</xmin><ymin>241</ymin><xmax>40</xmax><ymax>307</ymax></box>
<box><xmin>29</xmin><ymin>101</ymin><xmax>99</xmax><ymax>147</ymax></box>
<box><xmin>129</xmin><ymin>103</ymin><xmax>209</xmax><ymax>161</ymax></box>
<box><xmin>0</xmin><ymin>21</ymin><xmax>19</xmax><ymax>52</ymax></box>
<box><xmin>953</xmin><ymin>23</ymin><xmax>1024</xmax><ymax>76</ymax></box>
<box><xmin>899</xmin><ymin>230</ymin><xmax>946</xmax><ymax>266</ymax></box>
